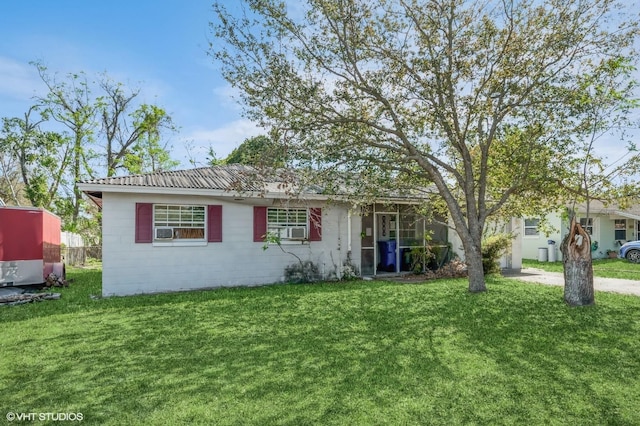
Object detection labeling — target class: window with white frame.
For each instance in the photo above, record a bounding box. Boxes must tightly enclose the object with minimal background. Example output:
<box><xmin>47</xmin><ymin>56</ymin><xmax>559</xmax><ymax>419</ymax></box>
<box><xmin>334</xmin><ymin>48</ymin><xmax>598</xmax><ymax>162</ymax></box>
<box><xmin>614</xmin><ymin>219</ymin><xmax>626</xmax><ymax>240</ymax></box>
<box><xmin>267</xmin><ymin>208</ymin><xmax>308</xmax><ymax>240</ymax></box>
<box><xmin>524</xmin><ymin>218</ymin><xmax>540</xmax><ymax>236</ymax></box>
<box><xmin>579</xmin><ymin>217</ymin><xmax>593</xmax><ymax>235</ymax></box>
<box><xmin>154</xmin><ymin>204</ymin><xmax>205</xmax><ymax>240</ymax></box>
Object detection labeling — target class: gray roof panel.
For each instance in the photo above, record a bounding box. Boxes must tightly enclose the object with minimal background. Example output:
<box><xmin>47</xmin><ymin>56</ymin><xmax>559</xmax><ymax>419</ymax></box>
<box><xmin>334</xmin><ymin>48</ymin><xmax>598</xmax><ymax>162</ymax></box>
<box><xmin>80</xmin><ymin>165</ymin><xmax>271</xmax><ymax>192</ymax></box>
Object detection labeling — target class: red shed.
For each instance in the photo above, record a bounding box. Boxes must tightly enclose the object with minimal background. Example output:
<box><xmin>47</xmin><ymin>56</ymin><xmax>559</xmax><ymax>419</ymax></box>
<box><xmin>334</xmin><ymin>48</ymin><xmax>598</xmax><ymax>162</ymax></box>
<box><xmin>0</xmin><ymin>206</ymin><xmax>65</xmax><ymax>286</ymax></box>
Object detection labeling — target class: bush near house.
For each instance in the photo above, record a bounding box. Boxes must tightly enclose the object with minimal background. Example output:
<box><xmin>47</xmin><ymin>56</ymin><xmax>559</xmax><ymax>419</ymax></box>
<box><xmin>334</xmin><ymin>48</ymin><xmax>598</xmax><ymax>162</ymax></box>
<box><xmin>482</xmin><ymin>233</ymin><xmax>512</xmax><ymax>275</ymax></box>
<box><xmin>2</xmin><ymin>268</ymin><xmax>640</xmax><ymax>425</ymax></box>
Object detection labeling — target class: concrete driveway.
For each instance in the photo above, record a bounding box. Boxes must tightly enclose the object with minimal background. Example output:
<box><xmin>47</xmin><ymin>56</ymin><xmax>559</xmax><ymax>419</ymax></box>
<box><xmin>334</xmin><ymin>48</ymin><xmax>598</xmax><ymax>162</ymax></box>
<box><xmin>512</xmin><ymin>268</ymin><xmax>640</xmax><ymax>296</ymax></box>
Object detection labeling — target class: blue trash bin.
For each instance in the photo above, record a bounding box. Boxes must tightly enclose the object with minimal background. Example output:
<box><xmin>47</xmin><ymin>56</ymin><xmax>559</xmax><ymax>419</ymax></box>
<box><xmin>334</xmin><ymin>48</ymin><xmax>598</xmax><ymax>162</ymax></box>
<box><xmin>378</xmin><ymin>240</ymin><xmax>397</xmax><ymax>272</ymax></box>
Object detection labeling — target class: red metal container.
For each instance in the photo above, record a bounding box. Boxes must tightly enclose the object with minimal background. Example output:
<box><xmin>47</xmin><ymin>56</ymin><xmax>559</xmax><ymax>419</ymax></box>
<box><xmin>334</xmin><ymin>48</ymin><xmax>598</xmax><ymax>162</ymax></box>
<box><xmin>0</xmin><ymin>206</ymin><xmax>65</xmax><ymax>286</ymax></box>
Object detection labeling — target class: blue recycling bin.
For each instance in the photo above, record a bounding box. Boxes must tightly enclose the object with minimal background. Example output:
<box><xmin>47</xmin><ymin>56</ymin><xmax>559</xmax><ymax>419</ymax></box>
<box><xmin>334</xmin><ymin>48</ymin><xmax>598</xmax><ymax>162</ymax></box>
<box><xmin>378</xmin><ymin>240</ymin><xmax>397</xmax><ymax>272</ymax></box>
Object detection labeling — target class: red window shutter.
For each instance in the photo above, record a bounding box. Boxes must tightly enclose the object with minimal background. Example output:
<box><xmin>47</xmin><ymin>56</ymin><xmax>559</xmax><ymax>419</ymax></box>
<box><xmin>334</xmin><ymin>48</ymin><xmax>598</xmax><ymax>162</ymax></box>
<box><xmin>309</xmin><ymin>208</ymin><xmax>322</xmax><ymax>241</ymax></box>
<box><xmin>208</xmin><ymin>205</ymin><xmax>223</xmax><ymax>242</ymax></box>
<box><xmin>135</xmin><ymin>203</ymin><xmax>153</xmax><ymax>243</ymax></box>
<box><xmin>253</xmin><ymin>206</ymin><xmax>267</xmax><ymax>242</ymax></box>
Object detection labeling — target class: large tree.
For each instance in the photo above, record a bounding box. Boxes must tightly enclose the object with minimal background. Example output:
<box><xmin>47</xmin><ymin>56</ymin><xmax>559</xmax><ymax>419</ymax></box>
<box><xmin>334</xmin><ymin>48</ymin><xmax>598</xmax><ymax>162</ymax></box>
<box><xmin>32</xmin><ymin>62</ymin><xmax>178</xmax><ymax>229</ymax></box>
<box><xmin>559</xmin><ymin>58</ymin><xmax>640</xmax><ymax>306</ymax></box>
<box><xmin>0</xmin><ymin>106</ymin><xmax>71</xmax><ymax>208</ymax></box>
<box><xmin>222</xmin><ymin>135</ymin><xmax>287</xmax><ymax>167</ymax></box>
<box><xmin>34</xmin><ymin>62</ymin><xmax>99</xmax><ymax>226</ymax></box>
<box><xmin>99</xmin><ymin>77</ymin><xmax>177</xmax><ymax>176</ymax></box>
<box><xmin>211</xmin><ymin>0</ymin><xmax>639</xmax><ymax>293</ymax></box>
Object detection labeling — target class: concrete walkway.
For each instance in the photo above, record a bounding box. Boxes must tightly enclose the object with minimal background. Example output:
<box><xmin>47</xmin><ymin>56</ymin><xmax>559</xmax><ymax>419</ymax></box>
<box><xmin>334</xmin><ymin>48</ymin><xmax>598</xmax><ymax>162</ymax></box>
<box><xmin>512</xmin><ymin>268</ymin><xmax>640</xmax><ymax>296</ymax></box>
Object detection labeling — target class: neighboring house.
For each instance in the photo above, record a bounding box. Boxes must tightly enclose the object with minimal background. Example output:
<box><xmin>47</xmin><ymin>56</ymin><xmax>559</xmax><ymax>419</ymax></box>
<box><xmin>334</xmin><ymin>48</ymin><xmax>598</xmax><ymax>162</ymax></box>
<box><xmin>520</xmin><ymin>201</ymin><xmax>640</xmax><ymax>260</ymax></box>
<box><xmin>448</xmin><ymin>218</ymin><xmax>523</xmax><ymax>271</ymax></box>
<box><xmin>79</xmin><ymin>165</ymin><xmax>465</xmax><ymax>296</ymax></box>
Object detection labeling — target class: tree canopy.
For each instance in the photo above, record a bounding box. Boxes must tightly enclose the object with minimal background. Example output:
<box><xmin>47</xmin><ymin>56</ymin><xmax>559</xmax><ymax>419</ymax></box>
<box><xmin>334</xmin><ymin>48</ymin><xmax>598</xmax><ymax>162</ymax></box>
<box><xmin>211</xmin><ymin>0</ymin><xmax>640</xmax><ymax>293</ymax></box>
<box><xmin>0</xmin><ymin>62</ymin><xmax>179</xmax><ymax>239</ymax></box>
<box><xmin>0</xmin><ymin>106</ymin><xmax>70</xmax><ymax>209</ymax></box>
<box><xmin>213</xmin><ymin>135</ymin><xmax>287</xmax><ymax>168</ymax></box>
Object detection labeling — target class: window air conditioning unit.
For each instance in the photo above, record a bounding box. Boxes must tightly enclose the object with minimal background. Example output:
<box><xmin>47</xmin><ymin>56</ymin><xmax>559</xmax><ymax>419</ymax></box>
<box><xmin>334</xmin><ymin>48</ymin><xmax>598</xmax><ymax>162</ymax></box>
<box><xmin>289</xmin><ymin>227</ymin><xmax>307</xmax><ymax>240</ymax></box>
<box><xmin>155</xmin><ymin>227</ymin><xmax>174</xmax><ymax>240</ymax></box>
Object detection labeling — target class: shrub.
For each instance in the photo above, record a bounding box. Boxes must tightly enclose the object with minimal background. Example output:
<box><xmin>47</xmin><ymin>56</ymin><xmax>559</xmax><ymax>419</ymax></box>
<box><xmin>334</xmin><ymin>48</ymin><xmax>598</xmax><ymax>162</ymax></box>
<box><xmin>427</xmin><ymin>243</ymin><xmax>452</xmax><ymax>270</ymax></box>
<box><xmin>482</xmin><ymin>233</ymin><xmax>512</xmax><ymax>275</ymax></box>
<box><xmin>409</xmin><ymin>246</ymin><xmax>435</xmax><ymax>274</ymax></box>
<box><xmin>340</xmin><ymin>253</ymin><xmax>360</xmax><ymax>281</ymax></box>
<box><xmin>285</xmin><ymin>260</ymin><xmax>320</xmax><ymax>283</ymax></box>
<box><xmin>340</xmin><ymin>263</ymin><xmax>359</xmax><ymax>281</ymax></box>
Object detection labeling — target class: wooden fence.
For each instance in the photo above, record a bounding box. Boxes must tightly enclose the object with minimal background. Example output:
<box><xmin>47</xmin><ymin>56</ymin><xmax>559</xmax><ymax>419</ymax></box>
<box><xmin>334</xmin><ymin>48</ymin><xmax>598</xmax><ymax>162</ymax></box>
<box><xmin>61</xmin><ymin>246</ymin><xmax>102</xmax><ymax>266</ymax></box>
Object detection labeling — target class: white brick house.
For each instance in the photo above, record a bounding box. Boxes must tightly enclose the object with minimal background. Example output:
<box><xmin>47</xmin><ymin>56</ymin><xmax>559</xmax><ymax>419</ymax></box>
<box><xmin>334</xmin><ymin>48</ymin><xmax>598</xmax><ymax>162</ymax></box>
<box><xmin>79</xmin><ymin>165</ymin><xmax>452</xmax><ymax>296</ymax></box>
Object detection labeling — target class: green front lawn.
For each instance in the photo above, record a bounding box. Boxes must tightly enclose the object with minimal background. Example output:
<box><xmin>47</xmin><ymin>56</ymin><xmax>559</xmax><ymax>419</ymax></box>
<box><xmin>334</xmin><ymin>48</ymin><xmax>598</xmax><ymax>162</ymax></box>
<box><xmin>2</xmin><ymin>268</ymin><xmax>640</xmax><ymax>425</ymax></box>
<box><xmin>523</xmin><ymin>258</ymin><xmax>640</xmax><ymax>280</ymax></box>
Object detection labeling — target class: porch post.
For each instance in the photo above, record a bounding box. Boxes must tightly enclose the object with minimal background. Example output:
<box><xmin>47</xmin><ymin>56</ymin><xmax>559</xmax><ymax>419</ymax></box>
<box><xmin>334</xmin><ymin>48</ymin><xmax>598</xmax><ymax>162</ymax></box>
<box><xmin>373</xmin><ymin>204</ymin><xmax>377</xmax><ymax>276</ymax></box>
<box><xmin>396</xmin><ymin>204</ymin><xmax>400</xmax><ymax>273</ymax></box>
<box><xmin>347</xmin><ymin>209</ymin><xmax>352</xmax><ymax>253</ymax></box>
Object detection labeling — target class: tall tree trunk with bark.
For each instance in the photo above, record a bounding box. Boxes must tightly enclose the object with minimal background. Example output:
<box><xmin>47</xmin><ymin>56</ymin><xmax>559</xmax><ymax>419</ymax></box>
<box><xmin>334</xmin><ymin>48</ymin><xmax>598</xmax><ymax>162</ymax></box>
<box><xmin>465</xmin><ymin>244</ymin><xmax>487</xmax><ymax>293</ymax></box>
<box><xmin>560</xmin><ymin>217</ymin><xmax>595</xmax><ymax>306</ymax></box>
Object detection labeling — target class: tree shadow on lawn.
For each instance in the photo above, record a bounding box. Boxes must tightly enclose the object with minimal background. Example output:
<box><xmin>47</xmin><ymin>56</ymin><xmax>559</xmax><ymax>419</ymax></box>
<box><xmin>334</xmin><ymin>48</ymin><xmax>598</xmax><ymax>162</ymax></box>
<box><xmin>1</xmin><ymin>279</ymin><xmax>461</xmax><ymax>424</ymax></box>
<box><xmin>433</xmin><ymin>277</ymin><xmax>640</xmax><ymax>423</ymax></box>
<box><xmin>2</xmin><ymin>276</ymin><xmax>640</xmax><ymax>424</ymax></box>
<box><xmin>0</xmin><ymin>269</ymin><xmax>373</xmax><ymax>324</ymax></box>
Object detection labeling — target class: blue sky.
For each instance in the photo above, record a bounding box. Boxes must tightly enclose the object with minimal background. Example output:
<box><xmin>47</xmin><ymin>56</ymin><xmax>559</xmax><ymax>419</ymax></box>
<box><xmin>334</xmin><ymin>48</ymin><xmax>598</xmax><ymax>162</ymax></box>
<box><xmin>1</xmin><ymin>1</ymin><xmax>638</xmax><ymax>174</ymax></box>
<box><xmin>0</xmin><ymin>0</ymin><xmax>260</xmax><ymax>168</ymax></box>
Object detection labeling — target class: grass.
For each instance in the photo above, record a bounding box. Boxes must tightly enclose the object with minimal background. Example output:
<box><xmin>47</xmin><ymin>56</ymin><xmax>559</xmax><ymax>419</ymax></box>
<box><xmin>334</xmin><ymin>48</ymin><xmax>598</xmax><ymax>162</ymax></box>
<box><xmin>523</xmin><ymin>258</ymin><xmax>640</xmax><ymax>280</ymax></box>
<box><xmin>2</xmin><ymin>268</ymin><xmax>640</xmax><ymax>425</ymax></box>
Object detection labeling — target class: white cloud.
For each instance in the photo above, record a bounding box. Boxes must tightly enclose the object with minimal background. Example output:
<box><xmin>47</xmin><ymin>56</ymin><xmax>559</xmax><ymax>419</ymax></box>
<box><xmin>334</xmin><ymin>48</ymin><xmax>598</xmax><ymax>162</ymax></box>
<box><xmin>0</xmin><ymin>56</ymin><xmax>45</xmax><ymax>101</ymax></box>
<box><xmin>211</xmin><ymin>83</ymin><xmax>244</xmax><ymax>112</ymax></box>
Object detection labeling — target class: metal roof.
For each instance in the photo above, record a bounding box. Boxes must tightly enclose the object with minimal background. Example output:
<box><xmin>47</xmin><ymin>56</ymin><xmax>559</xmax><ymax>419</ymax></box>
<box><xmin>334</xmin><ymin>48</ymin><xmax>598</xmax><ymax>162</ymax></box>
<box><xmin>78</xmin><ymin>165</ymin><xmax>435</xmax><ymax>209</ymax></box>
<box><xmin>79</xmin><ymin>164</ymin><xmax>272</xmax><ymax>192</ymax></box>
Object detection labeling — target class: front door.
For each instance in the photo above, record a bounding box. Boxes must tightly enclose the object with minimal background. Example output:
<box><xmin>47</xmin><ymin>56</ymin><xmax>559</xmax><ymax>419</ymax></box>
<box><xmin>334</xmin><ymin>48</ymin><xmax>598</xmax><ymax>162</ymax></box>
<box><xmin>376</xmin><ymin>212</ymin><xmax>398</xmax><ymax>273</ymax></box>
<box><xmin>359</xmin><ymin>209</ymin><xmax>400</xmax><ymax>275</ymax></box>
<box><xmin>360</xmin><ymin>214</ymin><xmax>375</xmax><ymax>275</ymax></box>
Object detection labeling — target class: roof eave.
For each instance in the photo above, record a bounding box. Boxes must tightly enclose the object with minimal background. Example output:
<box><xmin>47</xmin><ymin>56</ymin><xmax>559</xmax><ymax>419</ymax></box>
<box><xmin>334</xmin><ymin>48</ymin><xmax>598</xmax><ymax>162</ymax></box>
<box><xmin>76</xmin><ymin>183</ymin><xmax>333</xmax><ymax>201</ymax></box>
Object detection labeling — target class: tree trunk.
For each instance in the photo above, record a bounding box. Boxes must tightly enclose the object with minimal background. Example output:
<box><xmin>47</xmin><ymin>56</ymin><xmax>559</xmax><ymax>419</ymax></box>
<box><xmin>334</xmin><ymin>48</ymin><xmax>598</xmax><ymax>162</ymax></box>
<box><xmin>561</xmin><ymin>217</ymin><xmax>595</xmax><ymax>306</ymax></box>
<box><xmin>465</xmin><ymin>244</ymin><xmax>487</xmax><ymax>293</ymax></box>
